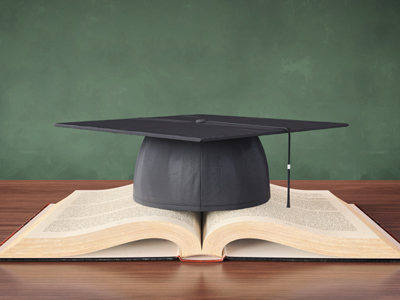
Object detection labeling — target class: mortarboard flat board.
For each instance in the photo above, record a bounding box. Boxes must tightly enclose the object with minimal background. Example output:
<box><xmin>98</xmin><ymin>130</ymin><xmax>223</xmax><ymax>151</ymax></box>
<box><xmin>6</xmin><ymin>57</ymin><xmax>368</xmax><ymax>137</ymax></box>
<box><xmin>55</xmin><ymin>115</ymin><xmax>348</xmax><ymax>211</ymax></box>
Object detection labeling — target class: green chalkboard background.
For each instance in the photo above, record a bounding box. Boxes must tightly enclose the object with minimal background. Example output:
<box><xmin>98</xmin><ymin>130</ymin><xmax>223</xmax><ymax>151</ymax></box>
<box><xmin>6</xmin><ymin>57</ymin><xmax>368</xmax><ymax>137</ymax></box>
<box><xmin>0</xmin><ymin>0</ymin><xmax>399</xmax><ymax>180</ymax></box>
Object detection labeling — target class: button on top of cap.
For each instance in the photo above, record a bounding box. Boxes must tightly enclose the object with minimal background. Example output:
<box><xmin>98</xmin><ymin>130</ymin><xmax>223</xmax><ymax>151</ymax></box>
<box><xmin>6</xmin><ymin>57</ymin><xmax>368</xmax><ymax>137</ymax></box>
<box><xmin>195</xmin><ymin>119</ymin><xmax>207</xmax><ymax>123</ymax></box>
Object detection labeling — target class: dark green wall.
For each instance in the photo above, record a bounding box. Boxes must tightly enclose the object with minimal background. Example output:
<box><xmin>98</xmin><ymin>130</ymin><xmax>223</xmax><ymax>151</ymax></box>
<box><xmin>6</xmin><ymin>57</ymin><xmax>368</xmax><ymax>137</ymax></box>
<box><xmin>1</xmin><ymin>0</ymin><xmax>399</xmax><ymax>180</ymax></box>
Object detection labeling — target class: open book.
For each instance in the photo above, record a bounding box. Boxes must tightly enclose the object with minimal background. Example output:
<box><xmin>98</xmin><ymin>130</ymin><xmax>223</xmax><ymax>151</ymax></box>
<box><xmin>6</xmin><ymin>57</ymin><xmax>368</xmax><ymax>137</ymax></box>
<box><xmin>1</xmin><ymin>184</ymin><xmax>400</xmax><ymax>262</ymax></box>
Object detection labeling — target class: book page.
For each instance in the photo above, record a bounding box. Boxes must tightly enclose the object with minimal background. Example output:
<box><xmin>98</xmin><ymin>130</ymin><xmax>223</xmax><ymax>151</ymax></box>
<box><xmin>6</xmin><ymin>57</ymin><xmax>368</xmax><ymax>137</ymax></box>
<box><xmin>203</xmin><ymin>184</ymin><xmax>379</xmax><ymax>240</ymax></box>
<box><xmin>0</xmin><ymin>207</ymin><xmax>180</xmax><ymax>258</ymax></box>
<box><xmin>25</xmin><ymin>185</ymin><xmax>201</xmax><ymax>242</ymax></box>
<box><xmin>225</xmin><ymin>239</ymin><xmax>336</xmax><ymax>259</ymax></box>
<box><xmin>70</xmin><ymin>239</ymin><xmax>179</xmax><ymax>258</ymax></box>
<box><xmin>0</xmin><ymin>205</ymin><xmax>55</xmax><ymax>253</ymax></box>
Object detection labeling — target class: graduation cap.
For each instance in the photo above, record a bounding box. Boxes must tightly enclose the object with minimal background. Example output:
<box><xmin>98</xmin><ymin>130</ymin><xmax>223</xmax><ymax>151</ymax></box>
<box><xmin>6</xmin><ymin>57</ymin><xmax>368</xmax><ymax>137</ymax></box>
<box><xmin>55</xmin><ymin>115</ymin><xmax>348</xmax><ymax>211</ymax></box>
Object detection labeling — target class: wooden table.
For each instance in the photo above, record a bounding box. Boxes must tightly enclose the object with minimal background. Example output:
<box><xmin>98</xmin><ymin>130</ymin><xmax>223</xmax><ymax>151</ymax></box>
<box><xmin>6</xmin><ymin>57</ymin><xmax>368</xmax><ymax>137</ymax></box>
<box><xmin>1</xmin><ymin>180</ymin><xmax>400</xmax><ymax>299</ymax></box>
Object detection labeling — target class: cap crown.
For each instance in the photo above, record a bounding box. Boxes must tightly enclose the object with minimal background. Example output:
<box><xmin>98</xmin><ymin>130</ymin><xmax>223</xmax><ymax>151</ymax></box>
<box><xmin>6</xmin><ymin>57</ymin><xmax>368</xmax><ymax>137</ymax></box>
<box><xmin>133</xmin><ymin>136</ymin><xmax>270</xmax><ymax>211</ymax></box>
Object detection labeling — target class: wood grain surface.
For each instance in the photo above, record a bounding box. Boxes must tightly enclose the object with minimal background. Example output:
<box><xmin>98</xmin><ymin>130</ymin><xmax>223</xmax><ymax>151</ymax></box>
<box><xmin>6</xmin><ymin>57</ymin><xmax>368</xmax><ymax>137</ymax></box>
<box><xmin>1</xmin><ymin>180</ymin><xmax>400</xmax><ymax>299</ymax></box>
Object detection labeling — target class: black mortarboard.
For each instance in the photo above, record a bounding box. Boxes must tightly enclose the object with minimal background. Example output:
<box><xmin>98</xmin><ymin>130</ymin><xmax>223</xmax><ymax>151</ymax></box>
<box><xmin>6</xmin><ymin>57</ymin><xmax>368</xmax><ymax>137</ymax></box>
<box><xmin>55</xmin><ymin>115</ymin><xmax>348</xmax><ymax>211</ymax></box>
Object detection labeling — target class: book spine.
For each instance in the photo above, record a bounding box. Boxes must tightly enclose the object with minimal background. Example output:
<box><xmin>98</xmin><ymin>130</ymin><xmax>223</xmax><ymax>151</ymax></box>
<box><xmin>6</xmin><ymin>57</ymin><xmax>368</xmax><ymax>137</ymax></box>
<box><xmin>178</xmin><ymin>255</ymin><xmax>226</xmax><ymax>262</ymax></box>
